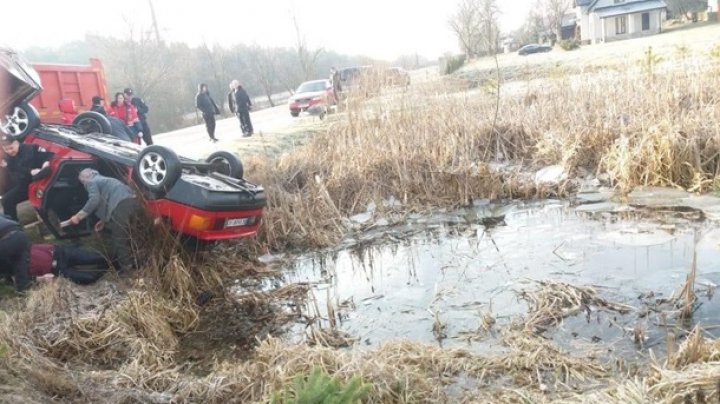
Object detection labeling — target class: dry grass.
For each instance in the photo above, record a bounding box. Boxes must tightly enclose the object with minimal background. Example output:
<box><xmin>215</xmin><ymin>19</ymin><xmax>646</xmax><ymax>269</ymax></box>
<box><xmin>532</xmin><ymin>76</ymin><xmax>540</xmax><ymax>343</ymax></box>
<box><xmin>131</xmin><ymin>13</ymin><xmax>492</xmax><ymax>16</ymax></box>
<box><xmin>246</xmin><ymin>50</ymin><xmax>720</xmax><ymax>251</ymax></box>
<box><xmin>4</xmin><ymin>42</ymin><xmax>720</xmax><ymax>404</ymax></box>
<box><xmin>519</xmin><ymin>280</ymin><xmax>635</xmax><ymax>333</ymax></box>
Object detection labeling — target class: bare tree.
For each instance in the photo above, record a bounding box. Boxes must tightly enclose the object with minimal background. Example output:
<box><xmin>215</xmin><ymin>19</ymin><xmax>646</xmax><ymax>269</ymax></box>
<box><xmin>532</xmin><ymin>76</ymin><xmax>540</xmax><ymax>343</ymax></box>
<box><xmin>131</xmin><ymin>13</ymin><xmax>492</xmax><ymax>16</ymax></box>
<box><xmin>248</xmin><ymin>47</ymin><xmax>279</xmax><ymax>107</ymax></box>
<box><xmin>542</xmin><ymin>0</ymin><xmax>571</xmax><ymax>41</ymax></box>
<box><xmin>666</xmin><ymin>0</ymin><xmax>708</xmax><ymax>19</ymax></box>
<box><xmin>292</xmin><ymin>12</ymin><xmax>323</xmax><ymax>81</ymax></box>
<box><xmin>449</xmin><ymin>0</ymin><xmax>500</xmax><ymax>58</ymax></box>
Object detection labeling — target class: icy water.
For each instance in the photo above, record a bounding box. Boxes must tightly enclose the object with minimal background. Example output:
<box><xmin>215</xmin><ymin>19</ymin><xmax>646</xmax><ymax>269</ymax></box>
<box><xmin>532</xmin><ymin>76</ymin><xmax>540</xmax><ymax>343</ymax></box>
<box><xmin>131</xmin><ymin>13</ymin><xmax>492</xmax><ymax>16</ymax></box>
<box><xmin>278</xmin><ymin>199</ymin><xmax>720</xmax><ymax>358</ymax></box>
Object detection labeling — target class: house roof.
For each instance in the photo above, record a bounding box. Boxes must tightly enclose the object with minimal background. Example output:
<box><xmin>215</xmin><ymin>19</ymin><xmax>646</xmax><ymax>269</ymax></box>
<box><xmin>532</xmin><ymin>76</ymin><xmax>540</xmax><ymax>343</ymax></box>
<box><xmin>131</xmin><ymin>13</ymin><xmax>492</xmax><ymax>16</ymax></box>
<box><xmin>594</xmin><ymin>0</ymin><xmax>667</xmax><ymax>18</ymax></box>
<box><xmin>575</xmin><ymin>0</ymin><xmax>593</xmax><ymax>6</ymax></box>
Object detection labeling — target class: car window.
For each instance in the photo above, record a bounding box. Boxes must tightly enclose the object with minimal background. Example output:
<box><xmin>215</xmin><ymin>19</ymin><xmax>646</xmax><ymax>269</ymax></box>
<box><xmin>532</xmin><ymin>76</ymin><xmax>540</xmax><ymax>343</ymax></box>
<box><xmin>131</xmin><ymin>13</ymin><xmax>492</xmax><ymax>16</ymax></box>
<box><xmin>296</xmin><ymin>81</ymin><xmax>328</xmax><ymax>93</ymax></box>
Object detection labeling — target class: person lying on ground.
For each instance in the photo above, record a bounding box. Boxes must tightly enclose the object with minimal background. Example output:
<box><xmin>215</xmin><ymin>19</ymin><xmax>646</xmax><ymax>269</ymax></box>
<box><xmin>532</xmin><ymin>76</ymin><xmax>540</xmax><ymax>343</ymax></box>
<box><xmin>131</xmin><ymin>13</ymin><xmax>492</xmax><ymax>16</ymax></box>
<box><xmin>29</xmin><ymin>243</ymin><xmax>110</xmax><ymax>285</ymax></box>
<box><xmin>0</xmin><ymin>134</ymin><xmax>53</xmax><ymax>221</ymax></box>
<box><xmin>0</xmin><ymin>214</ymin><xmax>31</xmax><ymax>291</ymax></box>
<box><xmin>67</xmin><ymin>168</ymin><xmax>142</xmax><ymax>273</ymax></box>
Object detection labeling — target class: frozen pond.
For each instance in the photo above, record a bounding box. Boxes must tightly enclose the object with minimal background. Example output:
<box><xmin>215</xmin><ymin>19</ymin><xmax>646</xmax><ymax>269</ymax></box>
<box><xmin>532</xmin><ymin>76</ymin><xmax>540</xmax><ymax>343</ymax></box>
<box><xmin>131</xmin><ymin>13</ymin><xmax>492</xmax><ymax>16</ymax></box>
<box><xmin>274</xmin><ymin>198</ymin><xmax>720</xmax><ymax>358</ymax></box>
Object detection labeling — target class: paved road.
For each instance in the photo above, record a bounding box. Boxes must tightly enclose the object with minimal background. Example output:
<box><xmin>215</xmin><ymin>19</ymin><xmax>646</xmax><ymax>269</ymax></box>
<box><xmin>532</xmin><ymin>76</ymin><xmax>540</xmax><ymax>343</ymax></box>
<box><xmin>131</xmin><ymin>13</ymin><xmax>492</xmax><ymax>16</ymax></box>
<box><xmin>154</xmin><ymin>104</ymin><xmax>294</xmax><ymax>160</ymax></box>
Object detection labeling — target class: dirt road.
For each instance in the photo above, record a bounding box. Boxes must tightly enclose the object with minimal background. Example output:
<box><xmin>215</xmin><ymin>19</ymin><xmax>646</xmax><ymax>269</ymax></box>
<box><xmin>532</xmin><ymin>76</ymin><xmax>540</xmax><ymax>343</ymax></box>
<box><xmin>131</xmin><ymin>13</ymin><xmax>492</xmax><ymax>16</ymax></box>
<box><xmin>153</xmin><ymin>104</ymin><xmax>322</xmax><ymax>160</ymax></box>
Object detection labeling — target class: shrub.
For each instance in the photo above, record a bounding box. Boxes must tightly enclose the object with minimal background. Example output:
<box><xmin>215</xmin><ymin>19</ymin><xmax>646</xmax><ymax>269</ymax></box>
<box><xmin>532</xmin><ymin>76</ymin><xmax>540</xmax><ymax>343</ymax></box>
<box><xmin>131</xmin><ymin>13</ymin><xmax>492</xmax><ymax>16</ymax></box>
<box><xmin>559</xmin><ymin>39</ymin><xmax>580</xmax><ymax>51</ymax></box>
<box><xmin>271</xmin><ymin>368</ymin><xmax>371</xmax><ymax>404</ymax></box>
<box><xmin>445</xmin><ymin>54</ymin><xmax>467</xmax><ymax>75</ymax></box>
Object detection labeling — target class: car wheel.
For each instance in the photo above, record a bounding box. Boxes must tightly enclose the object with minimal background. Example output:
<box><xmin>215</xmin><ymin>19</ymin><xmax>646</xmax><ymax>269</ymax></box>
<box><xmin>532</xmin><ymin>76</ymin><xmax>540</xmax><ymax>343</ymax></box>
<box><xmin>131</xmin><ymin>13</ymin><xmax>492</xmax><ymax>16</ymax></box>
<box><xmin>1</xmin><ymin>102</ymin><xmax>40</xmax><ymax>138</ymax></box>
<box><xmin>291</xmin><ymin>111</ymin><xmax>299</xmax><ymax>117</ymax></box>
<box><xmin>206</xmin><ymin>151</ymin><xmax>244</xmax><ymax>179</ymax></box>
<box><xmin>133</xmin><ymin>145</ymin><xmax>182</xmax><ymax>194</ymax></box>
<box><xmin>72</xmin><ymin>111</ymin><xmax>112</xmax><ymax>134</ymax></box>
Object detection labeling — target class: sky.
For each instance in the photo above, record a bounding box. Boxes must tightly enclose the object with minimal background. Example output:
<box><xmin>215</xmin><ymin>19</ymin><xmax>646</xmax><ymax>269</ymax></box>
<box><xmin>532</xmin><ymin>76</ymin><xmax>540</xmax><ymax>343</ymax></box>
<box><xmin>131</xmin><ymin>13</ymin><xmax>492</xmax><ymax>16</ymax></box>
<box><xmin>1</xmin><ymin>0</ymin><xmax>535</xmax><ymax>60</ymax></box>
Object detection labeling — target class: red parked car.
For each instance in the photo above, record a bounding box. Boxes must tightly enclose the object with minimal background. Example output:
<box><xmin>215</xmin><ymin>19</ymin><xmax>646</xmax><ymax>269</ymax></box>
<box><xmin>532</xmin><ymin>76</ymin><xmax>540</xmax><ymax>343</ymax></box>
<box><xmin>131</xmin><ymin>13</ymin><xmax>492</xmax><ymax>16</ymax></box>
<box><xmin>288</xmin><ymin>79</ymin><xmax>336</xmax><ymax>119</ymax></box>
<box><xmin>1</xmin><ymin>48</ymin><xmax>266</xmax><ymax>246</ymax></box>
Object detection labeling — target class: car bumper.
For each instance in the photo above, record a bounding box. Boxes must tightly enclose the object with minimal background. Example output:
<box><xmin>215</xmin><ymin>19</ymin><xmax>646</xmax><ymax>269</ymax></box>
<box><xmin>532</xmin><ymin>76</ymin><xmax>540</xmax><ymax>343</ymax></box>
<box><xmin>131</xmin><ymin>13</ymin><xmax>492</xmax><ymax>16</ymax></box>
<box><xmin>146</xmin><ymin>199</ymin><xmax>263</xmax><ymax>241</ymax></box>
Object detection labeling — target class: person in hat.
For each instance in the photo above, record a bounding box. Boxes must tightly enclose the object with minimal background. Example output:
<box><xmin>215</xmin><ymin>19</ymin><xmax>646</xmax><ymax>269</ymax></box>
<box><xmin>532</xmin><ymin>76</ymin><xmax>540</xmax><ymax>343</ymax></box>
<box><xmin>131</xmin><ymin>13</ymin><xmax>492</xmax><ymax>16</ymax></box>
<box><xmin>124</xmin><ymin>88</ymin><xmax>153</xmax><ymax>145</ymax></box>
<box><xmin>195</xmin><ymin>83</ymin><xmax>221</xmax><ymax>142</ymax></box>
<box><xmin>0</xmin><ymin>135</ymin><xmax>53</xmax><ymax>221</ymax></box>
<box><xmin>231</xmin><ymin>81</ymin><xmax>253</xmax><ymax>136</ymax></box>
<box><xmin>90</xmin><ymin>95</ymin><xmax>106</xmax><ymax>115</ymax></box>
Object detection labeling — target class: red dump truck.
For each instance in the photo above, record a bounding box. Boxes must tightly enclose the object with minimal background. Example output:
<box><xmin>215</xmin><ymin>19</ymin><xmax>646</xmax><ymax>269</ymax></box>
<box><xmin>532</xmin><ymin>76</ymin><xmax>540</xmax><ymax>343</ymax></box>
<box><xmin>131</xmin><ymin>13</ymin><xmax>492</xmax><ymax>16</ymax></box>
<box><xmin>0</xmin><ymin>49</ymin><xmax>109</xmax><ymax>137</ymax></box>
<box><xmin>30</xmin><ymin>58</ymin><xmax>109</xmax><ymax>125</ymax></box>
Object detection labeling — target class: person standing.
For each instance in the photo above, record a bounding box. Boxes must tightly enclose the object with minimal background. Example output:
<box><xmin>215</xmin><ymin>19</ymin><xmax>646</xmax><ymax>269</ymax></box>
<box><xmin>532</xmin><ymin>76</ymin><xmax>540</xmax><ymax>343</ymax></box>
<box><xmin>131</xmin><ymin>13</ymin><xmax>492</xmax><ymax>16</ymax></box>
<box><xmin>0</xmin><ymin>134</ymin><xmax>53</xmax><ymax>221</ymax></box>
<box><xmin>68</xmin><ymin>169</ymin><xmax>141</xmax><ymax>273</ymax></box>
<box><xmin>330</xmin><ymin>67</ymin><xmax>342</xmax><ymax>104</ymax></box>
<box><xmin>233</xmin><ymin>82</ymin><xmax>254</xmax><ymax>137</ymax></box>
<box><xmin>109</xmin><ymin>92</ymin><xmax>143</xmax><ymax>144</ymax></box>
<box><xmin>195</xmin><ymin>83</ymin><xmax>220</xmax><ymax>142</ymax></box>
<box><xmin>90</xmin><ymin>95</ymin><xmax>107</xmax><ymax>115</ymax></box>
<box><xmin>124</xmin><ymin>88</ymin><xmax>153</xmax><ymax>145</ymax></box>
<box><xmin>0</xmin><ymin>215</ymin><xmax>31</xmax><ymax>291</ymax></box>
<box><xmin>227</xmin><ymin>81</ymin><xmax>238</xmax><ymax>117</ymax></box>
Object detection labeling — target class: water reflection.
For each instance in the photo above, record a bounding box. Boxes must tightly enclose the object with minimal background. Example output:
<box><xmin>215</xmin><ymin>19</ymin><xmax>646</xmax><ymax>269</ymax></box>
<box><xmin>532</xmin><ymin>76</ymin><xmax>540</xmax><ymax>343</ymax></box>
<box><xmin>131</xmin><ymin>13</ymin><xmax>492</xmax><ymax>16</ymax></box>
<box><xmin>281</xmin><ymin>202</ymin><xmax>720</xmax><ymax>354</ymax></box>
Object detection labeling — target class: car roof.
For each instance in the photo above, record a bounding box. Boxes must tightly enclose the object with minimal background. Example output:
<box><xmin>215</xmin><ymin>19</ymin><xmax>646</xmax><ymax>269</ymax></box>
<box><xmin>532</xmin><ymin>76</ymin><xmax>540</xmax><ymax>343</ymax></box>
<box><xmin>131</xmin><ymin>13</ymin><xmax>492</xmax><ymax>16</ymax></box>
<box><xmin>299</xmin><ymin>79</ymin><xmax>329</xmax><ymax>85</ymax></box>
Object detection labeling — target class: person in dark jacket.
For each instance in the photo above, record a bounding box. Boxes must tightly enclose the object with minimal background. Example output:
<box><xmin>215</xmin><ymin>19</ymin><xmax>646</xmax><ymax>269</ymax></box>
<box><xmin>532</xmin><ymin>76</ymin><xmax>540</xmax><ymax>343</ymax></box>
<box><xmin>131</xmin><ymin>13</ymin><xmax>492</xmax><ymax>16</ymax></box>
<box><xmin>0</xmin><ymin>134</ymin><xmax>53</xmax><ymax>221</ymax></box>
<box><xmin>124</xmin><ymin>88</ymin><xmax>153</xmax><ymax>145</ymax></box>
<box><xmin>0</xmin><ymin>215</ymin><xmax>31</xmax><ymax>291</ymax></box>
<box><xmin>232</xmin><ymin>82</ymin><xmax>254</xmax><ymax>136</ymax></box>
<box><xmin>90</xmin><ymin>95</ymin><xmax>107</xmax><ymax>115</ymax></box>
<box><xmin>195</xmin><ymin>83</ymin><xmax>220</xmax><ymax>142</ymax></box>
<box><xmin>67</xmin><ymin>169</ymin><xmax>141</xmax><ymax>273</ymax></box>
<box><xmin>29</xmin><ymin>243</ymin><xmax>110</xmax><ymax>285</ymax></box>
<box><xmin>330</xmin><ymin>67</ymin><xmax>342</xmax><ymax>102</ymax></box>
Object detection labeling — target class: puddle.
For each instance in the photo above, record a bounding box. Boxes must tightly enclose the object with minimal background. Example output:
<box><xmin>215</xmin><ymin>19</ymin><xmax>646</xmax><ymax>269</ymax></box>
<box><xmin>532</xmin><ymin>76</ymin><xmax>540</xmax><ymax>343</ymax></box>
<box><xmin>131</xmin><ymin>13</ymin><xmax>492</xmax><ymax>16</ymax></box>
<box><xmin>276</xmin><ymin>200</ymin><xmax>720</xmax><ymax>358</ymax></box>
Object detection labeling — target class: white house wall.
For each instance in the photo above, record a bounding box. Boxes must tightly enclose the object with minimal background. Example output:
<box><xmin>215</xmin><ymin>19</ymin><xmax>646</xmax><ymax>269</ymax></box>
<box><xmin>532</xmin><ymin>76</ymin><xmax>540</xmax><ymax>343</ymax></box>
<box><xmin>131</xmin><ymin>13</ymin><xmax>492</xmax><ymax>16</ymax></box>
<box><xmin>590</xmin><ymin>13</ymin><xmax>603</xmax><ymax>43</ymax></box>
<box><xmin>578</xmin><ymin>10</ymin><xmax>591</xmax><ymax>42</ymax></box>
<box><xmin>595</xmin><ymin>9</ymin><xmax>664</xmax><ymax>42</ymax></box>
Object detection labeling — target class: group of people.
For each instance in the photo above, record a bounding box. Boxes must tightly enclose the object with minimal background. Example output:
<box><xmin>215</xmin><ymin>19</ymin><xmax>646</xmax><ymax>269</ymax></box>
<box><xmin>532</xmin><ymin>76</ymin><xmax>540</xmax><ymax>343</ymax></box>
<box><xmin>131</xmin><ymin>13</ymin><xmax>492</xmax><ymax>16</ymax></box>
<box><xmin>91</xmin><ymin>88</ymin><xmax>153</xmax><ymax>145</ymax></box>
<box><xmin>0</xmin><ymin>130</ymin><xmax>142</xmax><ymax>291</ymax></box>
<box><xmin>195</xmin><ymin>80</ymin><xmax>253</xmax><ymax>142</ymax></box>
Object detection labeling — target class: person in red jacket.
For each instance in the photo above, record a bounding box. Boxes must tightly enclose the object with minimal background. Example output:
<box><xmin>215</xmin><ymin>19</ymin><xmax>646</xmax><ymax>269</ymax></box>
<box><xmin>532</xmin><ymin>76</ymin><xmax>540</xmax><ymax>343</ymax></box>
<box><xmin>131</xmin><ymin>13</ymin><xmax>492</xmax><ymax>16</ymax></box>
<box><xmin>29</xmin><ymin>244</ymin><xmax>110</xmax><ymax>285</ymax></box>
<box><xmin>109</xmin><ymin>92</ymin><xmax>143</xmax><ymax>144</ymax></box>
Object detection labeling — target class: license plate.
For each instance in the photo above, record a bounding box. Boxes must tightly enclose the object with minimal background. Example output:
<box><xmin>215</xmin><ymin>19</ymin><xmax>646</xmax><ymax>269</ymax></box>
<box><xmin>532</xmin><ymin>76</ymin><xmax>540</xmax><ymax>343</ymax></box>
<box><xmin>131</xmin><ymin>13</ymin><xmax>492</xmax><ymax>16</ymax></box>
<box><xmin>225</xmin><ymin>217</ymin><xmax>253</xmax><ymax>228</ymax></box>
<box><xmin>299</xmin><ymin>103</ymin><xmax>309</xmax><ymax>108</ymax></box>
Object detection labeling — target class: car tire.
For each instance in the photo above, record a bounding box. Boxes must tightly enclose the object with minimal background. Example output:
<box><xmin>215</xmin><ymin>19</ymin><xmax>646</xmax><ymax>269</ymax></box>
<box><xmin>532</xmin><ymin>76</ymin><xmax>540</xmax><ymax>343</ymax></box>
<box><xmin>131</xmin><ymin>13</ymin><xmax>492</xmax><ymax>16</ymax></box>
<box><xmin>290</xmin><ymin>111</ymin><xmax>299</xmax><ymax>117</ymax></box>
<box><xmin>133</xmin><ymin>145</ymin><xmax>182</xmax><ymax>194</ymax></box>
<box><xmin>206</xmin><ymin>151</ymin><xmax>244</xmax><ymax>179</ymax></box>
<box><xmin>72</xmin><ymin>111</ymin><xmax>112</xmax><ymax>135</ymax></box>
<box><xmin>1</xmin><ymin>102</ymin><xmax>40</xmax><ymax>138</ymax></box>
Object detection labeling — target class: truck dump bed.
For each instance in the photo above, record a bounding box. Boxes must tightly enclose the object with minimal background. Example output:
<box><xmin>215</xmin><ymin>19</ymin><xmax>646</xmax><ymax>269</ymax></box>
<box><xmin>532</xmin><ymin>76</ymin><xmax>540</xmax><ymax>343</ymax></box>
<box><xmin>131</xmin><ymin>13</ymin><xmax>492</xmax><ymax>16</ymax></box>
<box><xmin>29</xmin><ymin>59</ymin><xmax>108</xmax><ymax>124</ymax></box>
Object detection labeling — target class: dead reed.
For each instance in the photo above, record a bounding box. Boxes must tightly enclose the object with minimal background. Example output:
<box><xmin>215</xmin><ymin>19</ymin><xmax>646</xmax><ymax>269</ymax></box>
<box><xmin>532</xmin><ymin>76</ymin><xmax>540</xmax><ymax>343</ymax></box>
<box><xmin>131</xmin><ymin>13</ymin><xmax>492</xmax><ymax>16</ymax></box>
<box><xmin>519</xmin><ymin>280</ymin><xmax>634</xmax><ymax>333</ymax></box>
<box><xmin>248</xmin><ymin>55</ymin><xmax>720</xmax><ymax>251</ymax></box>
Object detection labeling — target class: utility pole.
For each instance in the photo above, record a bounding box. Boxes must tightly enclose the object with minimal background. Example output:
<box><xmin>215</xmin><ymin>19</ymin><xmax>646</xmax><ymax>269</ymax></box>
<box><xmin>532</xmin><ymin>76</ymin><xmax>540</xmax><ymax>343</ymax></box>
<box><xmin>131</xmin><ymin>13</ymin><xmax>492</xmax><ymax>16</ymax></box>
<box><xmin>148</xmin><ymin>0</ymin><xmax>162</xmax><ymax>43</ymax></box>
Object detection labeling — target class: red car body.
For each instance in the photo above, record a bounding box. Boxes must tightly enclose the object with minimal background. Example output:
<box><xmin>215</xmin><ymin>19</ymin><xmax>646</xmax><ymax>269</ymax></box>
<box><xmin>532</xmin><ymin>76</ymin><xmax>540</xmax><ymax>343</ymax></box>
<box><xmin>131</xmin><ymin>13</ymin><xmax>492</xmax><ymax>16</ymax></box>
<box><xmin>288</xmin><ymin>79</ymin><xmax>336</xmax><ymax>117</ymax></box>
<box><xmin>24</xmin><ymin>128</ymin><xmax>265</xmax><ymax>242</ymax></box>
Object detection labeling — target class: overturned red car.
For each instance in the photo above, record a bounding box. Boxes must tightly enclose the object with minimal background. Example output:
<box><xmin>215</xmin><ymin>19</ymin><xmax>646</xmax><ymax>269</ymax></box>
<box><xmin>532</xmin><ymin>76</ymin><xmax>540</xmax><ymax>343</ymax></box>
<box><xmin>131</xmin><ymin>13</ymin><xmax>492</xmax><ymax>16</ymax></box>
<box><xmin>25</xmin><ymin>129</ymin><xmax>266</xmax><ymax>243</ymax></box>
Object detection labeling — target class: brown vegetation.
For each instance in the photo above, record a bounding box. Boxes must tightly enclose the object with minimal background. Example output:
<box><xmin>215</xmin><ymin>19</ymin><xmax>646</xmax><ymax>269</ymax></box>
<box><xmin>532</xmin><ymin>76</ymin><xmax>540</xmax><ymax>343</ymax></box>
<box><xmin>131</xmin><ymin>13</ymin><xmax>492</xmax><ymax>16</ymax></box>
<box><xmin>3</xmin><ymin>48</ymin><xmax>720</xmax><ymax>403</ymax></box>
